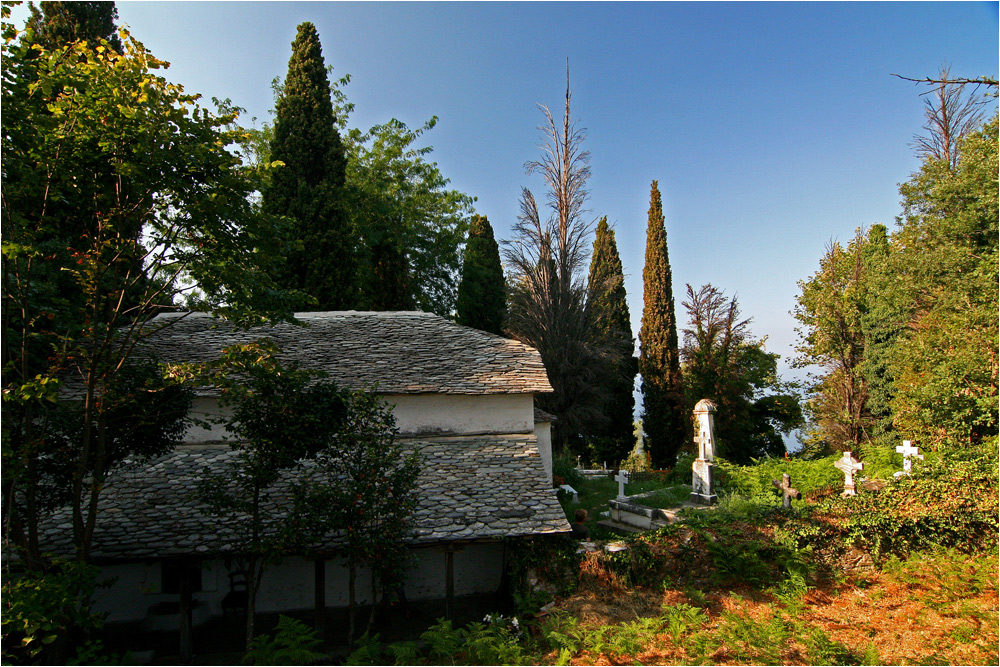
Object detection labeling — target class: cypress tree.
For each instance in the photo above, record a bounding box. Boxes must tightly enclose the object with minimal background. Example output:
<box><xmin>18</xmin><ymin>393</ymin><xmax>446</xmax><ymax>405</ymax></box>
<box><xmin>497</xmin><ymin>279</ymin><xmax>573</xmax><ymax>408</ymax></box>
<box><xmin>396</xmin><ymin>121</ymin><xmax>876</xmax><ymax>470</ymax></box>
<box><xmin>456</xmin><ymin>215</ymin><xmax>506</xmax><ymax>334</ymax></box>
<box><xmin>25</xmin><ymin>1</ymin><xmax>123</xmax><ymax>51</ymax></box>
<box><xmin>585</xmin><ymin>217</ymin><xmax>637</xmax><ymax>464</ymax></box>
<box><xmin>639</xmin><ymin>181</ymin><xmax>686</xmax><ymax>468</ymax></box>
<box><xmin>264</xmin><ymin>22</ymin><xmax>355</xmax><ymax>310</ymax></box>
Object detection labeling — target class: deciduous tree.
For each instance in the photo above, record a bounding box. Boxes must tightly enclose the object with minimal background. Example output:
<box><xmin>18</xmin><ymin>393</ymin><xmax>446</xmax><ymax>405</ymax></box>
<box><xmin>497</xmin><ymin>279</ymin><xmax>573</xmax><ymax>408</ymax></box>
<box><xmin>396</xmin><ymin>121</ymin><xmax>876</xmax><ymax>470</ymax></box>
<box><xmin>639</xmin><ymin>181</ymin><xmax>686</xmax><ymax>468</ymax></box>
<box><xmin>682</xmin><ymin>284</ymin><xmax>802</xmax><ymax>464</ymax></box>
<box><xmin>504</xmin><ymin>70</ymin><xmax>604</xmax><ymax>449</ymax></box>
<box><xmin>1</xmin><ymin>14</ymin><xmax>293</xmax><ymax>569</ymax></box>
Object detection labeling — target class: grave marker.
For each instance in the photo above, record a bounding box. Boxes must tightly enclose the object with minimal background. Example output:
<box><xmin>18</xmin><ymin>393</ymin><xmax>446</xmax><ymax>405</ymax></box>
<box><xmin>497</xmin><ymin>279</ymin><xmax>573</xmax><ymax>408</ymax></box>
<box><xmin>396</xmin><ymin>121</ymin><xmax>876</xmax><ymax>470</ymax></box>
<box><xmin>834</xmin><ymin>451</ymin><xmax>864</xmax><ymax>496</ymax></box>
<box><xmin>614</xmin><ymin>470</ymin><xmax>629</xmax><ymax>499</ymax></box>
<box><xmin>895</xmin><ymin>440</ymin><xmax>923</xmax><ymax>474</ymax></box>
<box><xmin>690</xmin><ymin>399</ymin><xmax>718</xmax><ymax>505</ymax></box>
<box><xmin>771</xmin><ymin>473</ymin><xmax>801</xmax><ymax>509</ymax></box>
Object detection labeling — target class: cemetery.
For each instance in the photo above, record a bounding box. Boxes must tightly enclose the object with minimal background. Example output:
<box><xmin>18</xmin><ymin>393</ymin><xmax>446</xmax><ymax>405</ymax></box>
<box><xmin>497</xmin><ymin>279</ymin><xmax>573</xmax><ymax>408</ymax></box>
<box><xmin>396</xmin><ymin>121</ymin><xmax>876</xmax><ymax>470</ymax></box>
<box><xmin>2</xmin><ymin>2</ymin><xmax>996</xmax><ymax>666</ymax></box>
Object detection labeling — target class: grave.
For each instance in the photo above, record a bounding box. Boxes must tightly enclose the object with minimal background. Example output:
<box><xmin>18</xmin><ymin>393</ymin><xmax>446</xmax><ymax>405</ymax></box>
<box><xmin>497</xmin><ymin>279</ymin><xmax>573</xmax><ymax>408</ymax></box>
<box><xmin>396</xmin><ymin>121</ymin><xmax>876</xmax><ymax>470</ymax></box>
<box><xmin>893</xmin><ymin>440</ymin><xmax>924</xmax><ymax>477</ymax></box>
<box><xmin>558</xmin><ymin>484</ymin><xmax>579</xmax><ymax>503</ymax></box>
<box><xmin>690</xmin><ymin>399</ymin><xmax>718</xmax><ymax>505</ymax></box>
<box><xmin>771</xmin><ymin>473</ymin><xmax>801</xmax><ymax>509</ymax></box>
<box><xmin>834</xmin><ymin>451</ymin><xmax>864</xmax><ymax>496</ymax></box>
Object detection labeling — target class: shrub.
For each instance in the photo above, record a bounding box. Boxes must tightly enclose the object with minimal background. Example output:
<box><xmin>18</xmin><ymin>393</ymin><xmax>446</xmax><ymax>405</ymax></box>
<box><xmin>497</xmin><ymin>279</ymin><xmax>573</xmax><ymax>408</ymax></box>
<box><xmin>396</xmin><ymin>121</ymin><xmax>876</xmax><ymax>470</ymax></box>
<box><xmin>551</xmin><ymin>448</ymin><xmax>584</xmax><ymax>488</ymax></box>
<box><xmin>243</xmin><ymin>615</ymin><xmax>323</xmax><ymax>665</ymax></box>
<box><xmin>1</xmin><ymin>560</ymin><xmax>110</xmax><ymax>665</ymax></box>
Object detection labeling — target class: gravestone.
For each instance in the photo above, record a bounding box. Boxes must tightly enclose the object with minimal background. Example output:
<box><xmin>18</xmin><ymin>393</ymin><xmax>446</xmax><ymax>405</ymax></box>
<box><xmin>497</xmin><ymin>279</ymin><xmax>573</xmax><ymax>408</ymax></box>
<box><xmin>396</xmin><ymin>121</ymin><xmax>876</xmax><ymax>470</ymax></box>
<box><xmin>690</xmin><ymin>399</ymin><xmax>718</xmax><ymax>505</ymax></box>
<box><xmin>834</xmin><ymin>451</ymin><xmax>864</xmax><ymax>496</ymax></box>
<box><xmin>614</xmin><ymin>470</ymin><xmax>629</xmax><ymax>499</ymax></box>
<box><xmin>771</xmin><ymin>473</ymin><xmax>801</xmax><ymax>509</ymax></box>
<box><xmin>895</xmin><ymin>440</ymin><xmax>924</xmax><ymax>475</ymax></box>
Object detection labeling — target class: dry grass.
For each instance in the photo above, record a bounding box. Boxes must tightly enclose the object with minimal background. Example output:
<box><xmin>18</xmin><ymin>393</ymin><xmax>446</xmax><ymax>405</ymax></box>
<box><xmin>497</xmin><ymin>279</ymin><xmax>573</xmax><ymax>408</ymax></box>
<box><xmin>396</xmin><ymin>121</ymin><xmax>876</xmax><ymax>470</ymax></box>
<box><xmin>542</xmin><ymin>549</ymin><xmax>998</xmax><ymax>665</ymax></box>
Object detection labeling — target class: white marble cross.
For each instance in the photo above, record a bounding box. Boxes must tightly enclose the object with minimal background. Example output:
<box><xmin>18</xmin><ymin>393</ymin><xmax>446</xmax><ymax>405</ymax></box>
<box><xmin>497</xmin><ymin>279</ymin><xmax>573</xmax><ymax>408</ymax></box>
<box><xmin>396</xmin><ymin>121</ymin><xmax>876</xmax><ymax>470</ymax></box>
<box><xmin>614</xmin><ymin>470</ymin><xmax>629</xmax><ymax>499</ymax></box>
<box><xmin>693</xmin><ymin>399</ymin><xmax>717</xmax><ymax>461</ymax></box>
<box><xmin>834</xmin><ymin>451</ymin><xmax>864</xmax><ymax>496</ymax></box>
<box><xmin>895</xmin><ymin>440</ymin><xmax>924</xmax><ymax>474</ymax></box>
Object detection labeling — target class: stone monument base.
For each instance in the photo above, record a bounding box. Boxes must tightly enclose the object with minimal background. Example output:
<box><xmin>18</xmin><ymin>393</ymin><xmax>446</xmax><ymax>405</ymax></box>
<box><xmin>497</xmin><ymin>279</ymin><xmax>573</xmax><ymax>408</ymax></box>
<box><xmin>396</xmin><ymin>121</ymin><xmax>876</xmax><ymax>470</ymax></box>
<box><xmin>690</xmin><ymin>458</ymin><xmax>717</xmax><ymax>505</ymax></box>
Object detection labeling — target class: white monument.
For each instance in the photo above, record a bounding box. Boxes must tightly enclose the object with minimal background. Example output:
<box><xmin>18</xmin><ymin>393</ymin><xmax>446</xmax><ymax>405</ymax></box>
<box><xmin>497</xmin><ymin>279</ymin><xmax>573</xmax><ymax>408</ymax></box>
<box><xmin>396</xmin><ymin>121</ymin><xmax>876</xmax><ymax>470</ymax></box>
<box><xmin>834</xmin><ymin>451</ymin><xmax>864</xmax><ymax>496</ymax></box>
<box><xmin>690</xmin><ymin>399</ymin><xmax>718</xmax><ymax>505</ymax></box>
<box><xmin>895</xmin><ymin>440</ymin><xmax>924</xmax><ymax>475</ymax></box>
<box><xmin>614</xmin><ymin>470</ymin><xmax>629</xmax><ymax>499</ymax></box>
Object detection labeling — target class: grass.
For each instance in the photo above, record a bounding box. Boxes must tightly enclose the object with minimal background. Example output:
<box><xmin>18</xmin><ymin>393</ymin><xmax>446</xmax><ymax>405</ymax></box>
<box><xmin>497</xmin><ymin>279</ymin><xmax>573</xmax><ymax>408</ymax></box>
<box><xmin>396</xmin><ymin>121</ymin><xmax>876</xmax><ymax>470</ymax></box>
<box><xmin>556</xmin><ymin>475</ymin><xmax>678</xmax><ymax>539</ymax></box>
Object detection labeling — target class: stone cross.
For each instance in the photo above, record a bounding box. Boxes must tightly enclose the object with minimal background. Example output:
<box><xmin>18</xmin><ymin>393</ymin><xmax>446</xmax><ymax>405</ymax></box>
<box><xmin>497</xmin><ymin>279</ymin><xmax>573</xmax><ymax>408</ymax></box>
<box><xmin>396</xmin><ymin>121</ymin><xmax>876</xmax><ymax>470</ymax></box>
<box><xmin>834</xmin><ymin>451</ymin><xmax>864</xmax><ymax>496</ymax></box>
<box><xmin>693</xmin><ymin>399</ymin><xmax>717</xmax><ymax>462</ymax></box>
<box><xmin>614</xmin><ymin>470</ymin><xmax>629</xmax><ymax>499</ymax></box>
<box><xmin>690</xmin><ymin>399</ymin><xmax>718</xmax><ymax>505</ymax></box>
<box><xmin>771</xmin><ymin>473</ymin><xmax>801</xmax><ymax>509</ymax></box>
<box><xmin>895</xmin><ymin>440</ymin><xmax>924</xmax><ymax>474</ymax></box>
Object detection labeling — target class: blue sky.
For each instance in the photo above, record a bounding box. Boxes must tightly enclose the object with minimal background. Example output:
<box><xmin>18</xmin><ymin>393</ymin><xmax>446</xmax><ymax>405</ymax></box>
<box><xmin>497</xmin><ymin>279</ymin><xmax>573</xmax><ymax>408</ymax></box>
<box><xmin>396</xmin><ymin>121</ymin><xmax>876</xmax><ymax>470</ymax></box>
<box><xmin>9</xmin><ymin>1</ymin><xmax>999</xmax><ymax>397</ymax></box>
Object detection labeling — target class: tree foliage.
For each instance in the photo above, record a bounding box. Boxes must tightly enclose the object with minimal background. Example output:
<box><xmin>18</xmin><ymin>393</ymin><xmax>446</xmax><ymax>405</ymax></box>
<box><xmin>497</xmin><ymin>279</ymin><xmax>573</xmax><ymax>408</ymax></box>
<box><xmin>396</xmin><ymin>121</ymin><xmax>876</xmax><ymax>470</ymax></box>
<box><xmin>191</xmin><ymin>341</ymin><xmax>350</xmax><ymax>649</ymax></box>
<box><xmin>682</xmin><ymin>284</ymin><xmax>802</xmax><ymax>464</ymax></box>
<box><xmin>24</xmin><ymin>0</ymin><xmax>122</xmax><ymax>51</ymax></box>
<box><xmin>1</xmin><ymin>12</ymin><xmax>293</xmax><ymax>568</ymax></box>
<box><xmin>795</xmin><ymin>78</ymin><xmax>997</xmax><ymax>456</ymax></box>
<box><xmin>263</xmin><ymin>22</ymin><xmax>355</xmax><ymax>310</ymax></box>
<box><xmin>638</xmin><ymin>181</ymin><xmax>686</xmax><ymax>468</ymax></box>
<box><xmin>252</xmin><ymin>69</ymin><xmax>475</xmax><ymax>315</ymax></box>
<box><xmin>585</xmin><ymin>217</ymin><xmax>636</xmax><ymax>464</ymax></box>
<box><xmin>456</xmin><ymin>214</ymin><xmax>506</xmax><ymax>334</ymax></box>
<box><xmin>504</xmin><ymin>72</ymin><xmax>604</xmax><ymax>449</ymax></box>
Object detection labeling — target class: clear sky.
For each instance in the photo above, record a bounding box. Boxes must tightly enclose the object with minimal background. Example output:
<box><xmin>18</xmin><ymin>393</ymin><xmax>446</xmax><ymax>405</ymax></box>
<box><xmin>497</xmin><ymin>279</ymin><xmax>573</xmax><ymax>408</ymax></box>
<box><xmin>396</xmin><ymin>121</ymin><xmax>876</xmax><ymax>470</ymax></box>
<box><xmin>8</xmin><ymin>1</ymin><xmax>999</xmax><ymax>394</ymax></box>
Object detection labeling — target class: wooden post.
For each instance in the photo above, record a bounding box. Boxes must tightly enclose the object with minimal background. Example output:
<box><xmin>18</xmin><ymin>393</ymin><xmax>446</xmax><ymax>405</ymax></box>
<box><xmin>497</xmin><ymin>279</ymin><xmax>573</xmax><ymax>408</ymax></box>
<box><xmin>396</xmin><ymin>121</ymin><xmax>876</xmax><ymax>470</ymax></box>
<box><xmin>179</xmin><ymin>562</ymin><xmax>193</xmax><ymax>664</ymax></box>
<box><xmin>314</xmin><ymin>558</ymin><xmax>326</xmax><ymax>636</ymax></box>
<box><xmin>445</xmin><ymin>546</ymin><xmax>454</xmax><ymax>620</ymax></box>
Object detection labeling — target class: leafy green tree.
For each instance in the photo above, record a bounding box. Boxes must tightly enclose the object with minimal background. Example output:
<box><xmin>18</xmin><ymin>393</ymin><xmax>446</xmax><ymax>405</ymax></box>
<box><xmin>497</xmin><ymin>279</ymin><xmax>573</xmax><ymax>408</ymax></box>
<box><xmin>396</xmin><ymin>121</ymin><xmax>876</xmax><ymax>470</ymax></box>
<box><xmin>24</xmin><ymin>0</ymin><xmax>122</xmax><ymax>51</ymax></box>
<box><xmin>585</xmin><ymin>217</ymin><xmax>636</xmax><ymax>464</ymax></box>
<box><xmin>639</xmin><ymin>181</ymin><xmax>686</xmax><ymax>468</ymax></box>
<box><xmin>879</xmin><ymin>114</ymin><xmax>998</xmax><ymax>450</ymax></box>
<box><xmin>194</xmin><ymin>341</ymin><xmax>350</xmax><ymax>650</ymax></box>
<box><xmin>263</xmin><ymin>22</ymin><xmax>355</xmax><ymax>310</ymax></box>
<box><xmin>306</xmin><ymin>391</ymin><xmax>420</xmax><ymax>643</ymax></box>
<box><xmin>793</xmin><ymin>228</ymin><xmax>877</xmax><ymax>454</ymax></box>
<box><xmin>456</xmin><ymin>214</ymin><xmax>506</xmax><ymax>334</ymax></box>
<box><xmin>681</xmin><ymin>284</ymin><xmax>802</xmax><ymax>464</ymax></box>
<box><xmin>2</xmin><ymin>13</ymin><xmax>293</xmax><ymax>568</ymax></box>
<box><xmin>504</xmin><ymin>73</ymin><xmax>605</xmax><ymax>449</ymax></box>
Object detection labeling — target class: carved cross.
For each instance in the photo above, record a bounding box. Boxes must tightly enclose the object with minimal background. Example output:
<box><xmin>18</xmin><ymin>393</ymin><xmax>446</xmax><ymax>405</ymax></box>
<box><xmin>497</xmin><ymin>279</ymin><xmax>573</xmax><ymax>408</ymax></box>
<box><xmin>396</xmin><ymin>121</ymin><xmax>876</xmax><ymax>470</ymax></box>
<box><xmin>614</xmin><ymin>470</ymin><xmax>629</xmax><ymax>499</ymax></box>
<box><xmin>771</xmin><ymin>473</ymin><xmax>801</xmax><ymax>509</ymax></box>
<box><xmin>895</xmin><ymin>440</ymin><xmax>924</xmax><ymax>474</ymax></box>
<box><xmin>693</xmin><ymin>399</ymin><xmax>717</xmax><ymax>461</ymax></box>
<box><xmin>834</xmin><ymin>451</ymin><xmax>864</xmax><ymax>496</ymax></box>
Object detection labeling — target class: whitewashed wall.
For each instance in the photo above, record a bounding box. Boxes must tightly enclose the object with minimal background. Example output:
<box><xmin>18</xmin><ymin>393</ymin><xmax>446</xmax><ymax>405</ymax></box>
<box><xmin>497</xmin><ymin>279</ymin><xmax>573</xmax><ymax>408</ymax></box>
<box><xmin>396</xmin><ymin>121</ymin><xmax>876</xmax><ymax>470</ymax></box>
<box><xmin>92</xmin><ymin>542</ymin><xmax>507</xmax><ymax>624</ymax></box>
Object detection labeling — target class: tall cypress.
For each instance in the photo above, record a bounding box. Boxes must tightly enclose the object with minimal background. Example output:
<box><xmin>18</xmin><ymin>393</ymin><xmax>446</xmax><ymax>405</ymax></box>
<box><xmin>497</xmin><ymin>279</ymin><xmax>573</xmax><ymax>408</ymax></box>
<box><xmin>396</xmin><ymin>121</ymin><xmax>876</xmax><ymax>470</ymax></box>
<box><xmin>264</xmin><ymin>22</ymin><xmax>355</xmax><ymax>310</ymax></box>
<box><xmin>25</xmin><ymin>1</ymin><xmax>123</xmax><ymax>51</ymax></box>
<box><xmin>639</xmin><ymin>181</ymin><xmax>686</xmax><ymax>468</ymax></box>
<box><xmin>585</xmin><ymin>217</ymin><xmax>636</xmax><ymax>463</ymax></box>
<box><xmin>456</xmin><ymin>215</ymin><xmax>506</xmax><ymax>334</ymax></box>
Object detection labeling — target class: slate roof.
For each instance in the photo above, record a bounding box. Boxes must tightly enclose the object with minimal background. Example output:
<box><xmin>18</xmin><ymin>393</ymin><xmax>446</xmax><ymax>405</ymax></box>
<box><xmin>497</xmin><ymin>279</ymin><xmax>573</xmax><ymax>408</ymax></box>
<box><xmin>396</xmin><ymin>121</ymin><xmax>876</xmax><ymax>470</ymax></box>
<box><xmin>36</xmin><ymin>435</ymin><xmax>570</xmax><ymax>562</ymax></box>
<box><xmin>134</xmin><ymin>311</ymin><xmax>552</xmax><ymax>396</ymax></box>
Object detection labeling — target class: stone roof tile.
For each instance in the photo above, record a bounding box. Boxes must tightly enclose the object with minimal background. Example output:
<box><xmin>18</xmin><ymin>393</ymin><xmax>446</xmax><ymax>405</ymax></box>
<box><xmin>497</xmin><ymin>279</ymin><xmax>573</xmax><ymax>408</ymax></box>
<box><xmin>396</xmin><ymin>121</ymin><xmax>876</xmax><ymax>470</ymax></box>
<box><xmin>133</xmin><ymin>311</ymin><xmax>552</xmax><ymax>396</ymax></box>
<box><xmin>36</xmin><ymin>435</ymin><xmax>570</xmax><ymax>561</ymax></box>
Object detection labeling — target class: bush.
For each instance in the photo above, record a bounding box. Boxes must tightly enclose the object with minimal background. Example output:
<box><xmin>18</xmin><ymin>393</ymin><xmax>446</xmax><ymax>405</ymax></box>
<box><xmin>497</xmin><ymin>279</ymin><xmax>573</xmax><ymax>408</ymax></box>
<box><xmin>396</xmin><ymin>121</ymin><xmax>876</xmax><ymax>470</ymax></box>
<box><xmin>243</xmin><ymin>615</ymin><xmax>323</xmax><ymax>665</ymax></box>
<box><xmin>1</xmin><ymin>560</ymin><xmax>110</xmax><ymax>665</ymax></box>
<box><xmin>551</xmin><ymin>448</ymin><xmax>584</xmax><ymax>488</ymax></box>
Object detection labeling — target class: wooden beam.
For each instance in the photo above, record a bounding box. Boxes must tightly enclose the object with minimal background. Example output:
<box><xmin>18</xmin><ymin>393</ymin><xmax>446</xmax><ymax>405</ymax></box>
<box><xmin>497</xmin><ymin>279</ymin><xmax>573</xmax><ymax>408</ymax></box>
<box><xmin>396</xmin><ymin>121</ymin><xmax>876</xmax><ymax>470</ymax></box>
<box><xmin>445</xmin><ymin>546</ymin><xmax>454</xmax><ymax>620</ymax></box>
<box><xmin>314</xmin><ymin>558</ymin><xmax>326</xmax><ymax>636</ymax></box>
<box><xmin>179</xmin><ymin>562</ymin><xmax>193</xmax><ymax>663</ymax></box>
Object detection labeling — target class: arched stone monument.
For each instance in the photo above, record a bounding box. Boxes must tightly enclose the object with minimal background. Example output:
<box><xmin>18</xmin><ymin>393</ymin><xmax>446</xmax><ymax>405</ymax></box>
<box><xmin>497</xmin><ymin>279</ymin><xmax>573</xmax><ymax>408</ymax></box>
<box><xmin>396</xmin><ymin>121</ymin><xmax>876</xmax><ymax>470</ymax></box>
<box><xmin>690</xmin><ymin>399</ymin><xmax>718</xmax><ymax>505</ymax></box>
